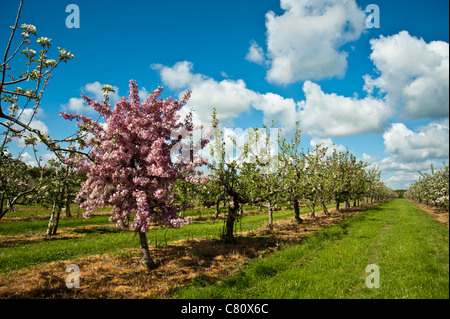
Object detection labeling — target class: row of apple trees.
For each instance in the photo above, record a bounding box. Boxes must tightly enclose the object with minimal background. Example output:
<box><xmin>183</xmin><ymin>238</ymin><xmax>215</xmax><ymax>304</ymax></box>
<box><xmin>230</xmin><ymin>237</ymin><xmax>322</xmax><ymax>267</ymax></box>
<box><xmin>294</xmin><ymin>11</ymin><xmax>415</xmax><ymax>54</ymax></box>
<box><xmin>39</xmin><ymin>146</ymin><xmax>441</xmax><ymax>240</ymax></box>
<box><xmin>404</xmin><ymin>164</ymin><xmax>449</xmax><ymax>209</ymax></box>
<box><xmin>184</xmin><ymin>115</ymin><xmax>397</xmax><ymax>244</ymax></box>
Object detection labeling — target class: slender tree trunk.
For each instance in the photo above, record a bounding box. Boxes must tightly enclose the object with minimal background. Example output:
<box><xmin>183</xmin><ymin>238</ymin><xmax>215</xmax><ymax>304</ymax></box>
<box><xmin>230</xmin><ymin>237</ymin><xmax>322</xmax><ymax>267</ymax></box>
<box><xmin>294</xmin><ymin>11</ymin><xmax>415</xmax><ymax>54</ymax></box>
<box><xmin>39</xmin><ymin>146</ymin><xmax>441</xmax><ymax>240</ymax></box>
<box><xmin>51</xmin><ymin>208</ymin><xmax>61</xmax><ymax>236</ymax></box>
<box><xmin>293</xmin><ymin>198</ymin><xmax>303</xmax><ymax>224</ymax></box>
<box><xmin>65</xmin><ymin>196</ymin><xmax>71</xmax><ymax>217</ymax></box>
<box><xmin>321</xmin><ymin>201</ymin><xmax>329</xmax><ymax>215</ymax></box>
<box><xmin>214</xmin><ymin>199</ymin><xmax>220</xmax><ymax>219</ymax></box>
<box><xmin>0</xmin><ymin>209</ymin><xmax>8</xmax><ymax>220</ymax></box>
<box><xmin>268</xmin><ymin>202</ymin><xmax>273</xmax><ymax>231</ymax></box>
<box><xmin>139</xmin><ymin>231</ymin><xmax>156</xmax><ymax>269</ymax></box>
<box><xmin>47</xmin><ymin>201</ymin><xmax>57</xmax><ymax>237</ymax></box>
<box><xmin>222</xmin><ymin>198</ymin><xmax>237</xmax><ymax>244</ymax></box>
<box><xmin>65</xmin><ymin>185</ymin><xmax>71</xmax><ymax>218</ymax></box>
<box><xmin>0</xmin><ymin>194</ymin><xmax>8</xmax><ymax>220</ymax></box>
<box><xmin>336</xmin><ymin>201</ymin><xmax>340</xmax><ymax>212</ymax></box>
<box><xmin>310</xmin><ymin>201</ymin><xmax>316</xmax><ymax>219</ymax></box>
<box><xmin>344</xmin><ymin>200</ymin><xmax>350</xmax><ymax>209</ymax></box>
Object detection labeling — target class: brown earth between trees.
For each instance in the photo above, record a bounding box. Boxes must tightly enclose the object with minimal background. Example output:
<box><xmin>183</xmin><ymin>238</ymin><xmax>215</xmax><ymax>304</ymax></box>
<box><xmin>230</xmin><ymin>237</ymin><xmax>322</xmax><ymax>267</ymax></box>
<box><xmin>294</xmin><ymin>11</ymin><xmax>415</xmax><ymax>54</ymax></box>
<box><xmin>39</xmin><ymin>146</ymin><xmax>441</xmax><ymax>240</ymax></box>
<box><xmin>0</xmin><ymin>204</ymin><xmax>375</xmax><ymax>299</ymax></box>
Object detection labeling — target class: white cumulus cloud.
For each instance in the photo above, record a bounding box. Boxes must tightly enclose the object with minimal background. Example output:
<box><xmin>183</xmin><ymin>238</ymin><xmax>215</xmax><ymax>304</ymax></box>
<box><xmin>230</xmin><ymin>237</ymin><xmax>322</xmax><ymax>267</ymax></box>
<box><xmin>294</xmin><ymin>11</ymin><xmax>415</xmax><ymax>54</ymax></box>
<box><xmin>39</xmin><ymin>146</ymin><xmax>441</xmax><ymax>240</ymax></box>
<box><xmin>383</xmin><ymin>121</ymin><xmax>449</xmax><ymax>162</ymax></box>
<box><xmin>298</xmin><ymin>81</ymin><xmax>391</xmax><ymax>138</ymax></box>
<box><xmin>364</xmin><ymin>31</ymin><xmax>449</xmax><ymax>119</ymax></box>
<box><xmin>84</xmin><ymin>81</ymin><xmax>120</xmax><ymax>102</ymax></box>
<box><xmin>61</xmin><ymin>82</ymin><xmax>120</xmax><ymax>115</ymax></box>
<box><xmin>152</xmin><ymin>61</ymin><xmax>301</xmax><ymax>132</ymax></box>
<box><xmin>62</xmin><ymin>97</ymin><xmax>94</xmax><ymax>114</ymax></box>
<box><xmin>13</xmin><ymin>108</ymin><xmax>49</xmax><ymax>147</ymax></box>
<box><xmin>263</xmin><ymin>0</ymin><xmax>366</xmax><ymax>85</ymax></box>
<box><xmin>245</xmin><ymin>40</ymin><xmax>265</xmax><ymax>65</ymax></box>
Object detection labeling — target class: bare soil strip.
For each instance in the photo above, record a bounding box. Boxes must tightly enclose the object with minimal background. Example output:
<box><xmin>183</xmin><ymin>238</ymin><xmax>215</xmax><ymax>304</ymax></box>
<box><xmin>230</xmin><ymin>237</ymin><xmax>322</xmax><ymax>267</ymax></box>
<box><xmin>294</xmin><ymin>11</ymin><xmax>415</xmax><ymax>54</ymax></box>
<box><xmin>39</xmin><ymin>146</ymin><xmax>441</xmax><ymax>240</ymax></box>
<box><xmin>0</xmin><ymin>204</ymin><xmax>375</xmax><ymax>299</ymax></box>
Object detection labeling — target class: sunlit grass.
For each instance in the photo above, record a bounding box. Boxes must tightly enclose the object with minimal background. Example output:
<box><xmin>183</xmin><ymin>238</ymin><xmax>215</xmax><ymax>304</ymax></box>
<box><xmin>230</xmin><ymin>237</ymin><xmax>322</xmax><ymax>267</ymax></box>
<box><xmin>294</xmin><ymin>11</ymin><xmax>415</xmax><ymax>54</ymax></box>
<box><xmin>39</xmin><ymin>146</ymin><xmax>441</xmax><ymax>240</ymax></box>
<box><xmin>175</xmin><ymin>199</ymin><xmax>449</xmax><ymax>299</ymax></box>
<box><xmin>0</xmin><ymin>204</ymin><xmax>331</xmax><ymax>273</ymax></box>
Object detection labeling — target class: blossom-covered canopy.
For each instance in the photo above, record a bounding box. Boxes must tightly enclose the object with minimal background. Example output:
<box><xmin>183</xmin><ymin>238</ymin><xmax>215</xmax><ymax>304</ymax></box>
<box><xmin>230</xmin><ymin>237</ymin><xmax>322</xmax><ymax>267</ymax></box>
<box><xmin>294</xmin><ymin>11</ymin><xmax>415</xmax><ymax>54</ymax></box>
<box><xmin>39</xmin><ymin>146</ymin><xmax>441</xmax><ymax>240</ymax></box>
<box><xmin>61</xmin><ymin>80</ymin><xmax>212</xmax><ymax>232</ymax></box>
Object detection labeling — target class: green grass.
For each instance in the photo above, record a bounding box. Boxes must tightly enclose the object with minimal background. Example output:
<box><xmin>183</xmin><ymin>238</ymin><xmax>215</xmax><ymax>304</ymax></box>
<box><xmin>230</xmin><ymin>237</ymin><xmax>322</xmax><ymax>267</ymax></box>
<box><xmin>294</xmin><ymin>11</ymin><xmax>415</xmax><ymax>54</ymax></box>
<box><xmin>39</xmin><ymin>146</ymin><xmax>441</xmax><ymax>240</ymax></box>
<box><xmin>0</xmin><ymin>205</ymin><xmax>259</xmax><ymax>236</ymax></box>
<box><xmin>0</xmin><ymin>215</ymin><xmax>112</xmax><ymax>235</ymax></box>
<box><xmin>175</xmin><ymin>199</ymin><xmax>449</xmax><ymax>299</ymax></box>
<box><xmin>3</xmin><ymin>204</ymin><xmax>99</xmax><ymax>219</ymax></box>
<box><xmin>0</xmin><ymin>204</ymin><xmax>330</xmax><ymax>273</ymax></box>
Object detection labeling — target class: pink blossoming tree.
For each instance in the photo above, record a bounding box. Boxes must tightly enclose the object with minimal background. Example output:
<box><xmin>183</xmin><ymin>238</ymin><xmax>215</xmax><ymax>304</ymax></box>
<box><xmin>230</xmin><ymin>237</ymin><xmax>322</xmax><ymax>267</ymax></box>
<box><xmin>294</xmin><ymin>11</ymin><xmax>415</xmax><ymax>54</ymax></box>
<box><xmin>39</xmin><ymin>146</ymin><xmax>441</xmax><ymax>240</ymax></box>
<box><xmin>61</xmin><ymin>80</ymin><xmax>213</xmax><ymax>268</ymax></box>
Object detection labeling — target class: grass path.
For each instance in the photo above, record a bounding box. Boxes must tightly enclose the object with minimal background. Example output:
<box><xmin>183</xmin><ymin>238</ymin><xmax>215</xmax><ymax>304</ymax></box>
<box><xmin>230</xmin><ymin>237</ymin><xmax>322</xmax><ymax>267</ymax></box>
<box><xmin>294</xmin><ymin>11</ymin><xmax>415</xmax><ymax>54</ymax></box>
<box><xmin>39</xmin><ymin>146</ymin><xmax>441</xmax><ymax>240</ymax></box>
<box><xmin>175</xmin><ymin>199</ymin><xmax>449</xmax><ymax>299</ymax></box>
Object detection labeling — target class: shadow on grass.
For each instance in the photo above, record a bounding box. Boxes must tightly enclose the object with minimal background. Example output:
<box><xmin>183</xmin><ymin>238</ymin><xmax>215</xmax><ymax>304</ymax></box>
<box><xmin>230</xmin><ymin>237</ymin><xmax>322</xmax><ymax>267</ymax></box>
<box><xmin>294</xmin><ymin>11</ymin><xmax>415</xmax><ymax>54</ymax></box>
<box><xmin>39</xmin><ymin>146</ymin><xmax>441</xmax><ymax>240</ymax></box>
<box><xmin>73</xmin><ymin>227</ymin><xmax>121</xmax><ymax>234</ymax></box>
<box><xmin>1</xmin><ymin>201</ymin><xmax>385</xmax><ymax>299</ymax></box>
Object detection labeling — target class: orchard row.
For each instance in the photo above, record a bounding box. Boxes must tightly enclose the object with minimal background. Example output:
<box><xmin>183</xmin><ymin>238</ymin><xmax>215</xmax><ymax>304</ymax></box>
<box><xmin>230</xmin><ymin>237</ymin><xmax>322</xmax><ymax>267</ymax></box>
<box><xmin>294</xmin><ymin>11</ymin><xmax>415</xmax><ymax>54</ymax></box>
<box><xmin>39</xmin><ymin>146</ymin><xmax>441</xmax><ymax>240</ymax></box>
<box><xmin>179</xmin><ymin>112</ymin><xmax>397</xmax><ymax>245</ymax></box>
<box><xmin>404</xmin><ymin>164</ymin><xmax>449</xmax><ymax>209</ymax></box>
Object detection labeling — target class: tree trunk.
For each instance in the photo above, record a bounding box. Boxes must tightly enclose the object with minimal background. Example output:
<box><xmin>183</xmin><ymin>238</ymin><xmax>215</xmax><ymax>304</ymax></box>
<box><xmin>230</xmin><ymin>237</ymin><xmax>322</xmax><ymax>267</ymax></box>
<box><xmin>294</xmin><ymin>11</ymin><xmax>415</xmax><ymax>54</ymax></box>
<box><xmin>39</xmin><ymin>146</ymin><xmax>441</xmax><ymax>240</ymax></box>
<box><xmin>293</xmin><ymin>198</ymin><xmax>303</xmax><ymax>224</ymax></box>
<box><xmin>310</xmin><ymin>201</ymin><xmax>316</xmax><ymax>219</ymax></box>
<box><xmin>65</xmin><ymin>197</ymin><xmax>71</xmax><ymax>217</ymax></box>
<box><xmin>268</xmin><ymin>202</ymin><xmax>273</xmax><ymax>231</ymax></box>
<box><xmin>47</xmin><ymin>201</ymin><xmax>57</xmax><ymax>237</ymax></box>
<box><xmin>214</xmin><ymin>199</ymin><xmax>220</xmax><ymax>219</ymax></box>
<box><xmin>344</xmin><ymin>200</ymin><xmax>350</xmax><ymax>209</ymax></box>
<box><xmin>51</xmin><ymin>208</ymin><xmax>61</xmax><ymax>236</ymax></box>
<box><xmin>0</xmin><ymin>194</ymin><xmax>9</xmax><ymax>220</ymax></box>
<box><xmin>321</xmin><ymin>201</ymin><xmax>329</xmax><ymax>215</ymax></box>
<box><xmin>336</xmin><ymin>201</ymin><xmax>340</xmax><ymax>212</ymax></box>
<box><xmin>0</xmin><ymin>209</ymin><xmax>8</xmax><ymax>220</ymax></box>
<box><xmin>65</xmin><ymin>186</ymin><xmax>71</xmax><ymax>218</ymax></box>
<box><xmin>139</xmin><ymin>231</ymin><xmax>156</xmax><ymax>269</ymax></box>
<box><xmin>222</xmin><ymin>198</ymin><xmax>237</xmax><ymax>244</ymax></box>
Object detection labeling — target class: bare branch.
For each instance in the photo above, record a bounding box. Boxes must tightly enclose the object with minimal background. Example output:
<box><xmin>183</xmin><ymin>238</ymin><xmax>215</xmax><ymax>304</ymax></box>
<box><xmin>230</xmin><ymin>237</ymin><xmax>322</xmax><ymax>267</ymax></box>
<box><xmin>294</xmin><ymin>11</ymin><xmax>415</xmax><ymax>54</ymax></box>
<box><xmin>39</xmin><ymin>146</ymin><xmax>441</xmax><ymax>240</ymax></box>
<box><xmin>0</xmin><ymin>0</ymin><xmax>23</xmax><ymax>95</ymax></box>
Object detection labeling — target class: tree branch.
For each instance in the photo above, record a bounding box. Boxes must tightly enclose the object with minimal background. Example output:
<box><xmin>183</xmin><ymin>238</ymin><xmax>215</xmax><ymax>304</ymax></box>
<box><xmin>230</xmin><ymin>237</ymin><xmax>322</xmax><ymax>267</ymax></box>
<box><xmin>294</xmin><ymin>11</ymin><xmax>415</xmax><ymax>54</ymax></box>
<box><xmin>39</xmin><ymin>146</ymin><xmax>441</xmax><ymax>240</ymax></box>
<box><xmin>0</xmin><ymin>0</ymin><xmax>23</xmax><ymax>96</ymax></box>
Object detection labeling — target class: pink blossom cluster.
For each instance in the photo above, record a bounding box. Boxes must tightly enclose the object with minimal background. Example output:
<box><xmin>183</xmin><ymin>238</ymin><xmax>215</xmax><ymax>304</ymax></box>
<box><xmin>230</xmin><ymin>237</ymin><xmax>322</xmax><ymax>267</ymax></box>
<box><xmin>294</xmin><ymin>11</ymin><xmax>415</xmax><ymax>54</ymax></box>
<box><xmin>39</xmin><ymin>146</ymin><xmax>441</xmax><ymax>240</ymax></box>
<box><xmin>61</xmin><ymin>80</ymin><xmax>211</xmax><ymax>232</ymax></box>
<box><xmin>168</xmin><ymin>216</ymin><xmax>193</xmax><ymax>229</ymax></box>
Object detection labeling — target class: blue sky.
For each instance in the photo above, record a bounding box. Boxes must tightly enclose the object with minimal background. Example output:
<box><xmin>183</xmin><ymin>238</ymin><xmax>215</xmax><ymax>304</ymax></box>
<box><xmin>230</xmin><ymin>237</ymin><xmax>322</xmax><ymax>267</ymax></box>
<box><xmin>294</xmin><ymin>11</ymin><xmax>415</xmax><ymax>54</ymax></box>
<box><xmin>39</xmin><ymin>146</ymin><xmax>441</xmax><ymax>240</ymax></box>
<box><xmin>1</xmin><ymin>0</ymin><xmax>449</xmax><ymax>189</ymax></box>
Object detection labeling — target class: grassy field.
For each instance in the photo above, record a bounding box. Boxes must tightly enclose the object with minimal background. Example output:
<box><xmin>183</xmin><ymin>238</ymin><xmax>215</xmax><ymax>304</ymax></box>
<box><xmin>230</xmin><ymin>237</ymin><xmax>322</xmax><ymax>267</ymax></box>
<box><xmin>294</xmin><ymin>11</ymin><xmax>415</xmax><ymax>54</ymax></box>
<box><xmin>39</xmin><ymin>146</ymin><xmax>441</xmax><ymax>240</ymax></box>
<box><xmin>0</xmin><ymin>204</ymin><xmax>333</xmax><ymax>273</ymax></box>
<box><xmin>175</xmin><ymin>199</ymin><xmax>449</xmax><ymax>299</ymax></box>
<box><xmin>0</xmin><ymin>199</ymin><xmax>448</xmax><ymax>299</ymax></box>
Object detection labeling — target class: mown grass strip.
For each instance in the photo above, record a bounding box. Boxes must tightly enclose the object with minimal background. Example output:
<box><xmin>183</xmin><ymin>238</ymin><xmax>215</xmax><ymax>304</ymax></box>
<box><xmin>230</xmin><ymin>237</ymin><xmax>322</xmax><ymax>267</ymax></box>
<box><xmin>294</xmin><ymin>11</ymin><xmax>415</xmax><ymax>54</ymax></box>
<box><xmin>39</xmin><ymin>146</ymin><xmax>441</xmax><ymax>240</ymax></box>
<box><xmin>175</xmin><ymin>199</ymin><xmax>449</xmax><ymax>299</ymax></box>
